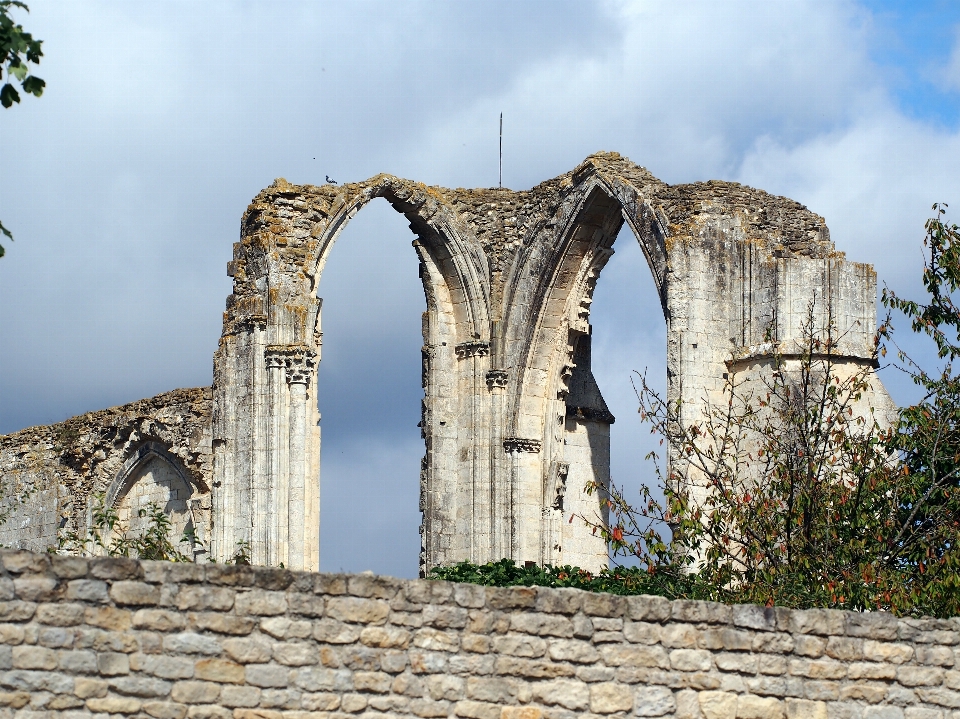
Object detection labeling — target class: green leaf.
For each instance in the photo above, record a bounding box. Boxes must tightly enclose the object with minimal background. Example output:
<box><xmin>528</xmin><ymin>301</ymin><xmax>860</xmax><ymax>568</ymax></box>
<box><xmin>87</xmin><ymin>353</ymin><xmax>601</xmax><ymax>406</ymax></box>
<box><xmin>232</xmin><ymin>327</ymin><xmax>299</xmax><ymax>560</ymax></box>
<box><xmin>21</xmin><ymin>74</ymin><xmax>42</xmax><ymax>96</ymax></box>
<box><xmin>0</xmin><ymin>1</ymin><xmax>45</xmax><ymax>110</ymax></box>
<box><xmin>0</xmin><ymin>82</ymin><xmax>19</xmax><ymax>107</ymax></box>
<box><xmin>8</xmin><ymin>60</ymin><xmax>27</xmax><ymax>82</ymax></box>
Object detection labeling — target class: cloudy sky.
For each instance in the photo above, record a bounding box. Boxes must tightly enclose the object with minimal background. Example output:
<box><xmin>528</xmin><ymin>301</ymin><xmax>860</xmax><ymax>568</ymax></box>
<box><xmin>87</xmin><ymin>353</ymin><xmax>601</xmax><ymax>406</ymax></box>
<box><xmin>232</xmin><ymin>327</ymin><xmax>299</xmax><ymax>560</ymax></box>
<box><xmin>3</xmin><ymin>0</ymin><xmax>960</xmax><ymax>577</ymax></box>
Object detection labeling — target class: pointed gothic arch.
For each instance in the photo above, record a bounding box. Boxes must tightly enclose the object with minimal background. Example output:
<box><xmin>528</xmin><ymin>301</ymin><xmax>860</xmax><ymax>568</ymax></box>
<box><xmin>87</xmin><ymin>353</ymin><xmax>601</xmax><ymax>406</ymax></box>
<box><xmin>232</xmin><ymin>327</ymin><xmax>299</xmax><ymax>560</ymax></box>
<box><xmin>213</xmin><ymin>175</ymin><xmax>493</xmax><ymax>570</ymax></box>
<box><xmin>500</xmin><ymin>171</ymin><xmax>671</xmax><ymax>568</ymax></box>
<box><xmin>104</xmin><ymin>441</ymin><xmax>207</xmax><ymax>557</ymax></box>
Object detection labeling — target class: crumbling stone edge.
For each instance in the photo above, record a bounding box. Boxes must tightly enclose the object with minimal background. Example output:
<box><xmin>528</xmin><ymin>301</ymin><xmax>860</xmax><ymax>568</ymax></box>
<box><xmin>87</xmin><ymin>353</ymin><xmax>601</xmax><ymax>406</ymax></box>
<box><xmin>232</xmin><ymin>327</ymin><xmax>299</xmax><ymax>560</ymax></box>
<box><xmin>0</xmin><ymin>549</ymin><xmax>955</xmax><ymax>718</ymax></box>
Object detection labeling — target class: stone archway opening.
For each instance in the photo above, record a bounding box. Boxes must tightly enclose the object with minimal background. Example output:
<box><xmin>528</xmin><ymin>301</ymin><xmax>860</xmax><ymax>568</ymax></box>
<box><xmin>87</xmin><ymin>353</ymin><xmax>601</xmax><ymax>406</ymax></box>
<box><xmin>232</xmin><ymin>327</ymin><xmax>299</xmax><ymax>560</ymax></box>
<box><xmin>587</xmin><ymin>222</ymin><xmax>668</xmax><ymax>566</ymax></box>
<box><xmin>506</xmin><ymin>179</ymin><xmax>670</xmax><ymax>572</ymax></box>
<box><xmin>314</xmin><ymin>197</ymin><xmax>426</xmax><ymax>577</ymax></box>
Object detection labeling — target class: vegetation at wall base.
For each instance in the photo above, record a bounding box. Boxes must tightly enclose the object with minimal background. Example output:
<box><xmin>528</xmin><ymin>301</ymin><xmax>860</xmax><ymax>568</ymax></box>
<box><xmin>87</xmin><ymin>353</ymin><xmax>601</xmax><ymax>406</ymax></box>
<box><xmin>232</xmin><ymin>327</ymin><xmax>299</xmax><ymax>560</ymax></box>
<box><xmin>428</xmin><ymin>558</ymin><xmax>717</xmax><ymax>600</ymax></box>
<box><xmin>53</xmin><ymin>493</ymin><xmax>260</xmax><ymax>565</ymax></box>
<box><xmin>430</xmin><ymin>557</ymin><xmax>960</xmax><ymax>617</ymax></box>
<box><xmin>56</xmin><ymin>492</ymin><xmax>196</xmax><ymax>562</ymax></box>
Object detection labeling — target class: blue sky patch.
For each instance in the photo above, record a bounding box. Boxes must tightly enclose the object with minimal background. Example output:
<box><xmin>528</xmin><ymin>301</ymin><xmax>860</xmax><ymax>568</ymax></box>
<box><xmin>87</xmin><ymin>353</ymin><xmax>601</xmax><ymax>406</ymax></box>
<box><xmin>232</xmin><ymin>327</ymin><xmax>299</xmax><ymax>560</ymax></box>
<box><xmin>863</xmin><ymin>0</ymin><xmax>960</xmax><ymax>126</ymax></box>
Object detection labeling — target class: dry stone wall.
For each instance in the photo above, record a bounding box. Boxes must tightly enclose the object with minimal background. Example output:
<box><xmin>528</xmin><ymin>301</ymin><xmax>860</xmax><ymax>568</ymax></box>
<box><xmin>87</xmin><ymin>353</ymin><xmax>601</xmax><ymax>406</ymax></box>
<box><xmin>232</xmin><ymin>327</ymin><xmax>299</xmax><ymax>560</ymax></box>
<box><xmin>0</xmin><ymin>550</ymin><xmax>957</xmax><ymax>719</ymax></box>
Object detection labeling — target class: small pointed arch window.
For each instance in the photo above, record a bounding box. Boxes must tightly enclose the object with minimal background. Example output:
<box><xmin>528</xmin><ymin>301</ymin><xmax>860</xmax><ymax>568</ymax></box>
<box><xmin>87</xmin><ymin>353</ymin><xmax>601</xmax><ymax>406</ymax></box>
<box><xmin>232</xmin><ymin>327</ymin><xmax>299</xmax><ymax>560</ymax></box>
<box><xmin>102</xmin><ymin>442</ymin><xmax>207</xmax><ymax>558</ymax></box>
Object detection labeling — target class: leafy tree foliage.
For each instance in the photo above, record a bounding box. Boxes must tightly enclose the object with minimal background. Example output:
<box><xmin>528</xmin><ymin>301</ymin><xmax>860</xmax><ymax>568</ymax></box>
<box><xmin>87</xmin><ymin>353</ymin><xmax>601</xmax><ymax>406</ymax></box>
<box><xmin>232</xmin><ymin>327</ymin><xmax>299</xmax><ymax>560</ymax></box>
<box><xmin>0</xmin><ymin>0</ymin><xmax>45</xmax><ymax>257</ymax></box>
<box><xmin>881</xmin><ymin>203</ymin><xmax>960</xmax><ymax>612</ymax></box>
<box><xmin>582</xmin><ymin>307</ymin><xmax>921</xmax><ymax>611</ymax></box>
<box><xmin>0</xmin><ymin>1</ymin><xmax>42</xmax><ymax>108</ymax></box>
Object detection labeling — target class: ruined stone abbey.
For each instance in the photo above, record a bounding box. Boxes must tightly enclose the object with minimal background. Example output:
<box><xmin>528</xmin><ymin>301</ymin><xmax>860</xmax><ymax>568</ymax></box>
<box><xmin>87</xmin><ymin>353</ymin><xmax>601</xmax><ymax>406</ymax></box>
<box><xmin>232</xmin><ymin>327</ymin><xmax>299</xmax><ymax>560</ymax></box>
<box><xmin>0</xmin><ymin>152</ymin><xmax>895</xmax><ymax>575</ymax></box>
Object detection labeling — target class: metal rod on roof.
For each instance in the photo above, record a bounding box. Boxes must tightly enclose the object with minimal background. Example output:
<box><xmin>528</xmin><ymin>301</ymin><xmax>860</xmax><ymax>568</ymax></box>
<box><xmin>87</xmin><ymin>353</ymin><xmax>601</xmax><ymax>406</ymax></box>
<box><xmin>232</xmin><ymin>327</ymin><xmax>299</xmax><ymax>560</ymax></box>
<box><xmin>499</xmin><ymin>113</ymin><xmax>503</xmax><ymax>189</ymax></box>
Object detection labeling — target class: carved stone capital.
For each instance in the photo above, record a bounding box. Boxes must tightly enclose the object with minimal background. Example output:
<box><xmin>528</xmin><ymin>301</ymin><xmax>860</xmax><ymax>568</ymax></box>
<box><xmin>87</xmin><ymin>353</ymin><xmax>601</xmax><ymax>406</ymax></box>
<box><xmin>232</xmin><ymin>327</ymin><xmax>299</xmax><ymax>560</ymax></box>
<box><xmin>455</xmin><ymin>341</ymin><xmax>490</xmax><ymax>359</ymax></box>
<box><xmin>265</xmin><ymin>344</ymin><xmax>318</xmax><ymax>386</ymax></box>
<box><xmin>485</xmin><ymin>369</ymin><xmax>509</xmax><ymax>389</ymax></box>
<box><xmin>503</xmin><ymin>437</ymin><xmax>542</xmax><ymax>454</ymax></box>
<box><xmin>264</xmin><ymin>352</ymin><xmax>285</xmax><ymax>370</ymax></box>
<box><xmin>286</xmin><ymin>363</ymin><xmax>315</xmax><ymax>386</ymax></box>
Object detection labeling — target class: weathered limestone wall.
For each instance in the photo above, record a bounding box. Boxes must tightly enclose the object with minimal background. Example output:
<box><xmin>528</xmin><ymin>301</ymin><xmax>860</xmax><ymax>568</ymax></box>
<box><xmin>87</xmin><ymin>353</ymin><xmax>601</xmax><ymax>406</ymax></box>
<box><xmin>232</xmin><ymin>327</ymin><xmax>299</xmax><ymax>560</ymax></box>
<box><xmin>0</xmin><ymin>389</ymin><xmax>213</xmax><ymax>556</ymax></box>
<box><xmin>0</xmin><ymin>549</ymin><xmax>958</xmax><ymax>718</ymax></box>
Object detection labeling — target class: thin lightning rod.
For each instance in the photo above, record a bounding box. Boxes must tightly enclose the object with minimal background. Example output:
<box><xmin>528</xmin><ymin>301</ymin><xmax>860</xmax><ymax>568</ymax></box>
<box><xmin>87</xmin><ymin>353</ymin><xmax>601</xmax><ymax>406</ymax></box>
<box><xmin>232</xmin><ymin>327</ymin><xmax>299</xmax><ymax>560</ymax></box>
<box><xmin>499</xmin><ymin>113</ymin><xmax>503</xmax><ymax>189</ymax></box>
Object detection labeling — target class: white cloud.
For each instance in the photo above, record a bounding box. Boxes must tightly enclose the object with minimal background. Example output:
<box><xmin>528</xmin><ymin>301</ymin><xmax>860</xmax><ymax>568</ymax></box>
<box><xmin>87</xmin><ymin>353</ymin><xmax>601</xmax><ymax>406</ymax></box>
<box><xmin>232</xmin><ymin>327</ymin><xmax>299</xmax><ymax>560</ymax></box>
<box><xmin>737</xmin><ymin>110</ymin><xmax>960</xmax><ymax>292</ymax></box>
<box><xmin>411</xmin><ymin>0</ymin><xmax>883</xmax><ymax>186</ymax></box>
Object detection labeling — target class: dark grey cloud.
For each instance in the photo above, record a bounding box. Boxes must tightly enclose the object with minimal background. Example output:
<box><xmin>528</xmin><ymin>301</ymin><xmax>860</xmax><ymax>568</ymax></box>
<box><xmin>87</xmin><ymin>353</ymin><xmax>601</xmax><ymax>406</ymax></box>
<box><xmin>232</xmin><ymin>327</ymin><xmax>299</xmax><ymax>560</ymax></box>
<box><xmin>3</xmin><ymin>0</ymin><xmax>959</xmax><ymax>577</ymax></box>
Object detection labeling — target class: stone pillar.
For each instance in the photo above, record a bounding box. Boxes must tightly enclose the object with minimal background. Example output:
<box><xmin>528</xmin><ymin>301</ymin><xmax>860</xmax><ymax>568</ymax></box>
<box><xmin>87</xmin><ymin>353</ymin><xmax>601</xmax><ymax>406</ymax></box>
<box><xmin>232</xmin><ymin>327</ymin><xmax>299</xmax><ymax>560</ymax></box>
<box><xmin>264</xmin><ymin>351</ymin><xmax>285</xmax><ymax>567</ymax></box>
<box><xmin>211</xmin><ymin>317</ymin><xmax>267</xmax><ymax>564</ymax></box>
<box><xmin>287</xmin><ymin>380</ymin><xmax>307</xmax><ymax>569</ymax></box>
<box><xmin>485</xmin><ymin>369</ymin><xmax>509</xmax><ymax>562</ymax></box>
<box><xmin>214</xmin><ymin>341</ymin><xmax>317</xmax><ymax>570</ymax></box>
<box><xmin>274</xmin><ymin>345</ymin><xmax>317</xmax><ymax>571</ymax></box>
<box><xmin>454</xmin><ymin>341</ymin><xmax>491</xmax><ymax>563</ymax></box>
<box><xmin>502</xmin><ymin>437</ymin><xmax>543</xmax><ymax>564</ymax></box>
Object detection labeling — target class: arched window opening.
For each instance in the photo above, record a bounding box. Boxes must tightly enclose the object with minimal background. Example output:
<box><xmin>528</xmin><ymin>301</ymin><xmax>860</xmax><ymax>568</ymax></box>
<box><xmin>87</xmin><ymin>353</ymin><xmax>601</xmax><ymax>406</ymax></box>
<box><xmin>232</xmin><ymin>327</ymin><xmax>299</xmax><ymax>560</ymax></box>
<box><xmin>107</xmin><ymin>445</ymin><xmax>201</xmax><ymax>558</ymax></box>
<box><xmin>316</xmin><ymin>197</ymin><xmax>424</xmax><ymax>577</ymax></box>
<box><xmin>587</xmin><ymin>223</ymin><xmax>668</xmax><ymax>568</ymax></box>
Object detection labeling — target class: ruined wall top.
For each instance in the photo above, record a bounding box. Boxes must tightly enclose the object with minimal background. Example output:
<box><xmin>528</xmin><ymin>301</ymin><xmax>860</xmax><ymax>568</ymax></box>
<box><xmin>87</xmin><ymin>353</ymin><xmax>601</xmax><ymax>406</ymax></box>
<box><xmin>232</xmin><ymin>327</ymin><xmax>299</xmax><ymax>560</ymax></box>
<box><xmin>658</xmin><ymin>180</ymin><xmax>833</xmax><ymax>259</ymax></box>
<box><xmin>223</xmin><ymin>152</ymin><xmax>836</xmax><ymax>336</ymax></box>
<box><xmin>0</xmin><ymin>387</ymin><xmax>212</xmax><ymax>488</ymax></box>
